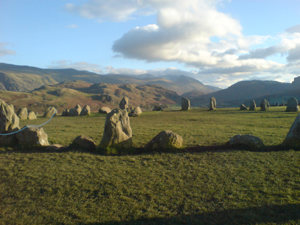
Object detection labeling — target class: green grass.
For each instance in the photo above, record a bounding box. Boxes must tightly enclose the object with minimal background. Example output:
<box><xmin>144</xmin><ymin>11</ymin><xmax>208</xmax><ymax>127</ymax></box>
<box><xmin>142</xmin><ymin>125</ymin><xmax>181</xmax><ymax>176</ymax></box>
<box><xmin>1</xmin><ymin>107</ymin><xmax>300</xmax><ymax>224</ymax></box>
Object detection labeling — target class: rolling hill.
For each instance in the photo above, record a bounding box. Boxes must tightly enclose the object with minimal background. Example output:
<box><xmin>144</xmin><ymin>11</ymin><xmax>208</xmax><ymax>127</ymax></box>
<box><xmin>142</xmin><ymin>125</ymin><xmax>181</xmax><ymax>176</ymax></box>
<box><xmin>0</xmin><ymin>80</ymin><xmax>182</xmax><ymax>114</ymax></box>
<box><xmin>0</xmin><ymin>63</ymin><xmax>218</xmax><ymax>95</ymax></box>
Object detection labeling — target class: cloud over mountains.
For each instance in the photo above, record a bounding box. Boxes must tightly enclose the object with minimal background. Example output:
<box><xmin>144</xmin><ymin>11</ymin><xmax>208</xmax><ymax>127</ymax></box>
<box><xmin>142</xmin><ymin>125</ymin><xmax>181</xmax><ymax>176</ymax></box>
<box><xmin>65</xmin><ymin>0</ymin><xmax>300</xmax><ymax>87</ymax></box>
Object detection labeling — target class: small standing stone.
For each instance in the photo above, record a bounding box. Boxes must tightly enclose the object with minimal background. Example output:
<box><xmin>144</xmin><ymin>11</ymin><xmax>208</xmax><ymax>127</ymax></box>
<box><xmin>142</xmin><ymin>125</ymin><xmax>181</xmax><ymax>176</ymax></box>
<box><xmin>17</xmin><ymin>107</ymin><xmax>28</xmax><ymax>120</ymax></box>
<box><xmin>71</xmin><ymin>135</ymin><xmax>96</xmax><ymax>151</ymax></box>
<box><xmin>119</xmin><ymin>96</ymin><xmax>129</xmax><ymax>110</ymax></box>
<box><xmin>249</xmin><ymin>100</ymin><xmax>256</xmax><ymax>110</ymax></box>
<box><xmin>182</xmin><ymin>97</ymin><xmax>190</xmax><ymax>111</ymax></box>
<box><xmin>43</xmin><ymin>107</ymin><xmax>57</xmax><ymax>118</ymax></box>
<box><xmin>210</xmin><ymin>97</ymin><xmax>216</xmax><ymax>110</ymax></box>
<box><xmin>286</xmin><ymin>97</ymin><xmax>299</xmax><ymax>112</ymax></box>
<box><xmin>129</xmin><ymin>106</ymin><xmax>142</xmax><ymax>117</ymax></box>
<box><xmin>228</xmin><ymin>134</ymin><xmax>265</xmax><ymax>150</ymax></box>
<box><xmin>99</xmin><ymin>107</ymin><xmax>111</xmax><ymax>114</ymax></box>
<box><xmin>240</xmin><ymin>104</ymin><xmax>247</xmax><ymax>110</ymax></box>
<box><xmin>80</xmin><ymin>105</ymin><xmax>91</xmax><ymax>116</ymax></box>
<box><xmin>27</xmin><ymin>111</ymin><xmax>37</xmax><ymax>120</ymax></box>
<box><xmin>0</xmin><ymin>100</ymin><xmax>20</xmax><ymax>133</ymax></box>
<box><xmin>260</xmin><ymin>99</ymin><xmax>270</xmax><ymax>111</ymax></box>
<box><xmin>62</xmin><ymin>108</ymin><xmax>69</xmax><ymax>116</ymax></box>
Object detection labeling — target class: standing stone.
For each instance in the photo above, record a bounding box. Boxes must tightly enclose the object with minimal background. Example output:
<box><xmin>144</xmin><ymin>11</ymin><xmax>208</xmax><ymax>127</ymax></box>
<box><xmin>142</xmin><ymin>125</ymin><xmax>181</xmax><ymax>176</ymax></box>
<box><xmin>153</xmin><ymin>105</ymin><xmax>163</xmax><ymax>111</ymax></box>
<box><xmin>240</xmin><ymin>104</ymin><xmax>247</xmax><ymax>110</ymax></box>
<box><xmin>182</xmin><ymin>97</ymin><xmax>190</xmax><ymax>111</ymax></box>
<box><xmin>68</xmin><ymin>108</ymin><xmax>79</xmax><ymax>116</ymax></box>
<box><xmin>210</xmin><ymin>97</ymin><xmax>216</xmax><ymax>110</ymax></box>
<box><xmin>0</xmin><ymin>100</ymin><xmax>20</xmax><ymax>133</ymax></box>
<box><xmin>80</xmin><ymin>105</ymin><xmax>91</xmax><ymax>116</ymax></box>
<box><xmin>260</xmin><ymin>99</ymin><xmax>270</xmax><ymax>111</ymax></box>
<box><xmin>119</xmin><ymin>96</ymin><xmax>129</xmax><ymax>110</ymax></box>
<box><xmin>144</xmin><ymin>130</ymin><xmax>183</xmax><ymax>151</ymax></box>
<box><xmin>16</xmin><ymin>127</ymin><xmax>49</xmax><ymax>146</ymax></box>
<box><xmin>282</xmin><ymin>114</ymin><xmax>300</xmax><ymax>149</ymax></box>
<box><xmin>99</xmin><ymin>107</ymin><xmax>111</xmax><ymax>114</ymax></box>
<box><xmin>99</xmin><ymin>109</ymin><xmax>132</xmax><ymax>149</ymax></box>
<box><xmin>43</xmin><ymin>107</ymin><xmax>57</xmax><ymax>118</ymax></box>
<box><xmin>28</xmin><ymin>111</ymin><xmax>37</xmax><ymax>120</ymax></box>
<box><xmin>62</xmin><ymin>108</ymin><xmax>69</xmax><ymax>116</ymax></box>
<box><xmin>129</xmin><ymin>106</ymin><xmax>142</xmax><ymax>117</ymax></box>
<box><xmin>75</xmin><ymin>104</ymin><xmax>82</xmax><ymax>115</ymax></box>
<box><xmin>249</xmin><ymin>100</ymin><xmax>256</xmax><ymax>110</ymax></box>
<box><xmin>286</xmin><ymin>97</ymin><xmax>299</xmax><ymax>112</ymax></box>
<box><xmin>17</xmin><ymin>107</ymin><xmax>28</xmax><ymax>120</ymax></box>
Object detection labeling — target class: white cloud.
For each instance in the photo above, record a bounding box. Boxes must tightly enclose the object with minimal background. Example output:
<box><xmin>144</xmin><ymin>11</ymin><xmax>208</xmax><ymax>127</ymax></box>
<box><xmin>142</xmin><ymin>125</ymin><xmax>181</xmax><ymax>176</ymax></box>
<box><xmin>49</xmin><ymin>60</ymin><xmax>103</xmax><ymax>74</ymax></box>
<box><xmin>0</xmin><ymin>43</ymin><xmax>16</xmax><ymax>57</ymax></box>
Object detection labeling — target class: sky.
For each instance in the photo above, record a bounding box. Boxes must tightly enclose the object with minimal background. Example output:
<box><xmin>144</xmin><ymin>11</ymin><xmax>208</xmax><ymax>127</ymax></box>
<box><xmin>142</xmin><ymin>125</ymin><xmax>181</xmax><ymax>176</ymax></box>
<box><xmin>1</xmin><ymin>0</ymin><xmax>300</xmax><ymax>88</ymax></box>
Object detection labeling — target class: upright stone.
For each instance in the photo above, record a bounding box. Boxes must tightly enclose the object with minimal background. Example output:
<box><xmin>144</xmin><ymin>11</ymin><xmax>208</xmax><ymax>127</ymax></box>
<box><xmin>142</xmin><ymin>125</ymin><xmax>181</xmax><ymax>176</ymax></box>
<box><xmin>129</xmin><ymin>106</ymin><xmax>142</xmax><ymax>117</ymax></box>
<box><xmin>260</xmin><ymin>99</ymin><xmax>270</xmax><ymax>111</ymax></box>
<box><xmin>62</xmin><ymin>108</ymin><xmax>69</xmax><ymax>116</ymax></box>
<box><xmin>99</xmin><ymin>109</ymin><xmax>132</xmax><ymax>149</ymax></box>
<box><xmin>0</xmin><ymin>99</ymin><xmax>20</xmax><ymax>133</ymax></box>
<box><xmin>119</xmin><ymin>96</ymin><xmax>129</xmax><ymax>110</ymax></box>
<box><xmin>210</xmin><ymin>97</ymin><xmax>216</xmax><ymax>110</ymax></box>
<box><xmin>240</xmin><ymin>104</ymin><xmax>247</xmax><ymax>110</ymax></box>
<box><xmin>182</xmin><ymin>97</ymin><xmax>190</xmax><ymax>111</ymax></box>
<box><xmin>99</xmin><ymin>107</ymin><xmax>111</xmax><ymax>114</ymax></box>
<box><xmin>43</xmin><ymin>107</ymin><xmax>57</xmax><ymax>118</ymax></box>
<box><xmin>80</xmin><ymin>105</ymin><xmax>91</xmax><ymax>116</ymax></box>
<box><xmin>75</xmin><ymin>104</ymin><xmax>82</xmax><ymax>115</ymax></box>
<box><xmin>282</xmin><ymin>114</ymin><xmax>300</xmax><ymax>149</ymax></box>
<box><xmin>286</xmin><ymin>97</ymin><xmax>299</xmax><ymax>112</ymax></box>
<box><xmin>249</xmin><ymin>100</ymin><xmax>256</xmax><ymax>110</ymax></box>
<box><xmin>17</xmin><ymin>107</ymin><xmax>28</xmax><ymax>120</ymax></box>
<box><xmin>27</xmin><ymin>111</ymin><xmax>37</xmax><ymax>120</ymax></box>
<box><xmin>68</xmin><ymin>108</ymin><xmax>79</xmax><ymax>116</ymax></box>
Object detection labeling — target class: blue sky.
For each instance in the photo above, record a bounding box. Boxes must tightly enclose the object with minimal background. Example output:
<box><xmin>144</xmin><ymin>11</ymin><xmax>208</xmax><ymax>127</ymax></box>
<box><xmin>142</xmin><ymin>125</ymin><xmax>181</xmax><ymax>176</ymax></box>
<box><xmin>1</xmin><ymin>0</ymin><xmax>300</xmax><ymax>88</ymax></box>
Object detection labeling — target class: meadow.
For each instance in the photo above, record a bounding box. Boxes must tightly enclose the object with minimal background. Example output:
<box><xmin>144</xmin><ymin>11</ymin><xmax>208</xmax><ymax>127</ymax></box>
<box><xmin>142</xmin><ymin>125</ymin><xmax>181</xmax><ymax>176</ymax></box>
<box><xmin>1</xmin><ymin>107</ymin><xmax>300</xmax><ymax>224</ymax></box>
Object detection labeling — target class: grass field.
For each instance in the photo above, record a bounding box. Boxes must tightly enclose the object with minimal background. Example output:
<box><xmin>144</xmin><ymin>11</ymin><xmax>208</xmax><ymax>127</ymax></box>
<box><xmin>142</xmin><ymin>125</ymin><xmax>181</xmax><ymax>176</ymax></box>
<box><xmin>1</xmin><ymin>107</ymin><xmax>300</xmax><ymax>224</ymax></box>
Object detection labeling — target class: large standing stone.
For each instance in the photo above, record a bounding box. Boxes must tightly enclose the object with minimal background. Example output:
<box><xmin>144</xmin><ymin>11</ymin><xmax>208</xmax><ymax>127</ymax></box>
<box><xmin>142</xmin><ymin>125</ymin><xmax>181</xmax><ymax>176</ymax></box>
<box><xmin>119</xmin><ymin>96</ymin><xmax>129</xmax><ymax>110</ymax></box>
<box><xmin>144</xmin><ymin>130</ymin><xmax>183</xmax><ymax>151</ymax></box>
<box><xmin>260</xmin><ymin>99</ymin><xmax>270</xmax><ymax>111</ymax></box>
<box><xmin>99</xmin><ymin>109</ymin><xmax>132</xmax><ymax>149</ymax></box>
<box><xmin>286</xmin><ymin>97</ymin><xmax>299</xmax><ymax>112</ymax></box>
<box><xmin>0</xmin><ymin>100</ymin><xmax>20</xmax><ymax>133</ymax></box>
<box><xmin>27</xmin><ymin>111</ymin><xmax>37</xmax><ymax>120</ymax></box>
<box><xmin>129</xmin><ymin>106</ymin><xmax>142</xmax><ymax>117</ymax></box>
<box><xmin>210</xmin><ymin>97</ymin><xmax>216</xmax><ymax>110</ymax></box>
<box><xmin>80</xmin><ymin>105</ymin><xmax>91</xmax><ymax>116</ymax></box>
<box><xmin>99</xmin><ymin>107</ymin><xmax>111</xmax><ymax>114</ymax></box>
<box><xmin>43</xmin><ymin>107</ymin><xmax>57</xmax><ymax>118</ymax></box>
<box><xmin>17</xmin><ymin>107</ymin><xmax>28</xmax><ymax>120</ymax></box>
<box><xmin>228</xmin><ymin>134</ymin><xmax>265</xmax><ymax>150</ymax></box>
<box><xmin>62</xmin><ymin>108</ymin><xmax>69</xmax><ymax>116</ymax></box>
<box><xmin>240</xmin><ymin>104</ymin><xmax>247</xmax><ymax>110</ymax></box>
<box><xmin>282</xmin><ymin>114</ymin><xmax>300</xmax><ymax>148</ymax></box>
<box><xmin>16</xmin><ymin>127</ymin><xmax>49</xmax><ymax>146</ymax></box>
<box><xmin>182</xmin><ymin>97</ymin><xmax>190</xmax><ymax>111</ymax></box>
<box><xmin>71</xmin><ymin>135</ymin><xmax>96</xmax><ymax>151</ymax></box>
<box><xmin>75</xmin><ymin>104</ymin><xmax>82</xmax><ymax>115</ymax></box>
<box><xmin>249</xmin><ymin>100</ymin><xmax>256</xmax><ymax>110</ymax></box>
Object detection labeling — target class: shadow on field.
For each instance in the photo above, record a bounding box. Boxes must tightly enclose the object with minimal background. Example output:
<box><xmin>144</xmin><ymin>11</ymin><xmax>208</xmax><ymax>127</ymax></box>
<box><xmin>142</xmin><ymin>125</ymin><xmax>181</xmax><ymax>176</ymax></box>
<box><xmin>86</xmin><ymin>204</ymin><xmax>300</xmax><ymax>225</ymax></box>
<box><xmin>0</xmin><ymin>143</ymin><xmax>294</xmax><ymax>155</ymax></box>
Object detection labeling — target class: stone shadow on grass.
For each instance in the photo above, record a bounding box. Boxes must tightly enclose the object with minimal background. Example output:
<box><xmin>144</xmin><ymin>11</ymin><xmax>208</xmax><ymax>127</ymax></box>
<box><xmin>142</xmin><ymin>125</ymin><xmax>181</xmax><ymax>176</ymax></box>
<box><xmin>84</xmin><ymin>204</ymin><xmax>300</xmax><ymax>225</ymax></box>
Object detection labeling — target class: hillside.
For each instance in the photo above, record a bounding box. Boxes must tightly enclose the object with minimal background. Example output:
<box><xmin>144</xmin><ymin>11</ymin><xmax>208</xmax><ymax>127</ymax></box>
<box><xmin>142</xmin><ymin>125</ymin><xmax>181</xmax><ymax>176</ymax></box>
<box><xmin>0</xmin><ymin>80</ymin><xmax>181</xmax><ymax>113</ymax></box>
<box><xmin>191</xmin><ymin>80</ymin><xmax>292</xmax><ymax>107</ymax></box>
<box><xmin>0</xmin><ymin>63</ymin><xmax>218</xmax><ymax>95</ymax></box>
